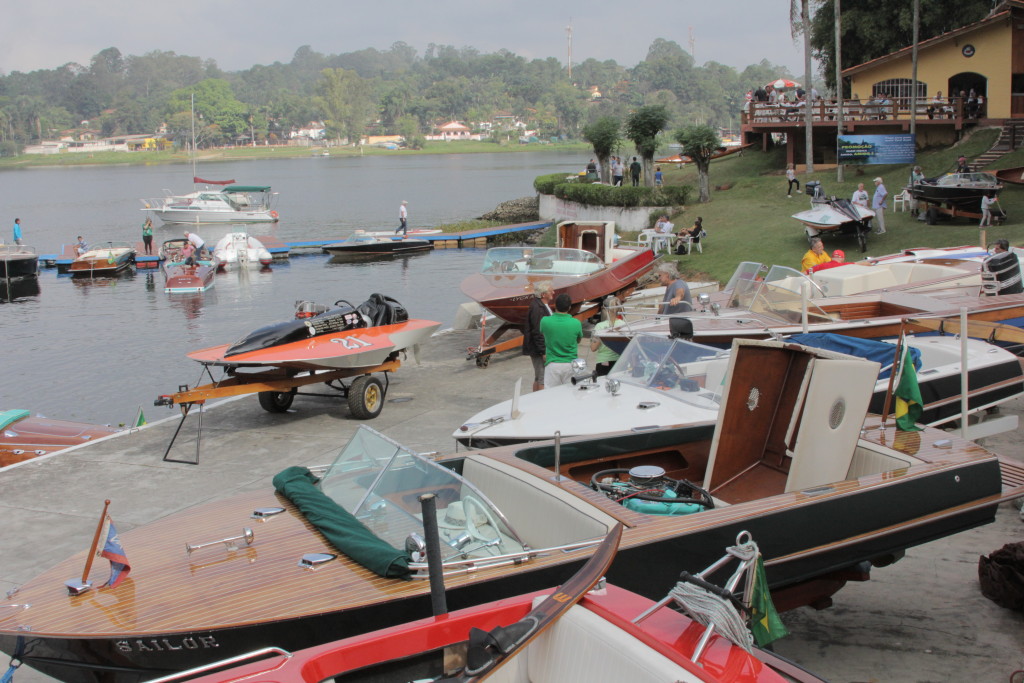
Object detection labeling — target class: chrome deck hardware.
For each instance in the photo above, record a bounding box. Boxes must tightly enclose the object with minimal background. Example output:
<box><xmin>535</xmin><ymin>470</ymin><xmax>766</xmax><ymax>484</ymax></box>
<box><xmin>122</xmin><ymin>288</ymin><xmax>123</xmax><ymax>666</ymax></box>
<box><xmin>251</xmin><ymin>507</ymin><xmax>285</xmax><ymax>520</ymax></box>
<box><xmin>186</xmin><ymin>527</ymin><xmax>254</xmax><ymax>555</ymax></box>
<box><xmin>298</xmin><ymin>553</ymin><xmax>336</xmax><ymax>569</ymax></box>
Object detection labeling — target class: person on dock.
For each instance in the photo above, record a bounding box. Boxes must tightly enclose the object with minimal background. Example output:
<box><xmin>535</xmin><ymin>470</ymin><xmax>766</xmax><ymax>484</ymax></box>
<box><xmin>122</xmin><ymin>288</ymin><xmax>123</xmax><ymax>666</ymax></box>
<box><xmin>75</xmin><ymin>235</ymin><xmax>88</xmax><ymax>256</ymax></box>
<box><xmin>540</xmin><ymin>292</ymin><xmax>583</xmax><ymax>388</ymax></box>
<box><xmin>395</xmin><ymin>200</ymin><xmax>408</xmax><ymax>236</ymax></box>
<box><xmin>184</xmin><ymin>231</ymin><xmax>206</xmax><ymax>257</ymax></box>
<box><xmin>872</xmin><ymin>177</ymin><xmax>888</xmax><ymax>234</ymax></box>
<box><xmin>142</xmin><ymin>217</ymin><xmax>154</xmax><ymax>255</ymax></box>
<box><xmin>523</xmin><ymin>281</ymin><xmax>553</xmax><ymax>392</ymax></box>
<box><xmin>12</xmin><ymin>218</ymin><xmax>23</xmax><ymax>245</ymax></box>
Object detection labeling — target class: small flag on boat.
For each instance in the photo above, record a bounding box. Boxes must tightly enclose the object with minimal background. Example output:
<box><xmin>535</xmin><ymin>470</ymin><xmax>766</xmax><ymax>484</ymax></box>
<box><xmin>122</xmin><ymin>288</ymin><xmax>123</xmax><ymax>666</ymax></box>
<box><xmin>133</xmin><ymin>407</ymin><xmax>146</xmax><ymax>428</ymax></box>
<box><xmin>748</xmin><ymin>555</ymin><xmax>788</xmax><ymax>647</ymax></box>
<box><xmin>893</xmin><ymin>344</ymin><xmax>923</xmax><ymax>432</ymax></box>
<box><xmin>97</xmin><ymin>515</ymin><xmax>131</xmax><ymax>588</ymax></box>
<box><xmin>107</xmin><ymin>251</ymin><xmax>116</xmax><ymax>265</ymax></box>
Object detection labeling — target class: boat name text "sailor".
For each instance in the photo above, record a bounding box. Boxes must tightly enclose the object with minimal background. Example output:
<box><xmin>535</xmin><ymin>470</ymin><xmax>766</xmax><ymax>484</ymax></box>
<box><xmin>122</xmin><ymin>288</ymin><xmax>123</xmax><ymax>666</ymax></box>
<box><xmin>330</xmin><ymin>336</ymin><xmax>374</xmax><ymax>349</ymax></box>
<box><xmin>115</xmin><ymin>636</ymin><xmax>219</xmax><ymax>653</ymax></box>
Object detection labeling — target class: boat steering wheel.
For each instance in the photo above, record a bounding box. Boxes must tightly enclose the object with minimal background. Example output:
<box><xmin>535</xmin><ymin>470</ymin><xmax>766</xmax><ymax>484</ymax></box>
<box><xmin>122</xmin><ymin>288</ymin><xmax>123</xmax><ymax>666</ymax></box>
<box><xmin>461</xmin><ymin>494</ymin><xmax>504</xmax><ymax>551</ymax></box>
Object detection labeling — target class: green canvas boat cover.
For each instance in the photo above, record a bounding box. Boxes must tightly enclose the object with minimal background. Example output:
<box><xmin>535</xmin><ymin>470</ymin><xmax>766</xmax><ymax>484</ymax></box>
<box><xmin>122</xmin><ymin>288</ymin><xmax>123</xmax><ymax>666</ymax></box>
<box><xmin>224</xmin><ymin>186</ymin><xmax>272</xmax><ymax>193</ymax></box>
<box><xmin>273</xmin><ymin>466</ymin><xmax>411</xmax><ymax>579</ymax></box>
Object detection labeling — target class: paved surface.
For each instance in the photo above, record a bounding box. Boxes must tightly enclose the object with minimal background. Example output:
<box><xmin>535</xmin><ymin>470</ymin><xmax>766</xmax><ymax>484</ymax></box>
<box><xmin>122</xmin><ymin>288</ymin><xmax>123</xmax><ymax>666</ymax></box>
<box><xmin>1</xmin><ymin>329</ymin><xmax>1022</xmax><ymax>683</ymax></box>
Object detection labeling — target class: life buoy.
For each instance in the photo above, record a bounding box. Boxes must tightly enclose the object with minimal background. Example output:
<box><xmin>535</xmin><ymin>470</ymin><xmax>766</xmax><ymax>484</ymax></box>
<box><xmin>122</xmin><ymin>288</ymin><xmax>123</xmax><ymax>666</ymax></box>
<box><xmin>270</xmin><ymin>210</ymin><xmax>279</xmax><ymax>219</ymax></box>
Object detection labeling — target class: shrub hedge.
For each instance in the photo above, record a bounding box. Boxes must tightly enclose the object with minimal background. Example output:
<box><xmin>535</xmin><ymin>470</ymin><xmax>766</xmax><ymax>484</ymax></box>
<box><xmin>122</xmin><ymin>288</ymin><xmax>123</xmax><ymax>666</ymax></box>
<box><xmin>532</xmin><ymin>172</ymin><xmax>691</xmax><ymax>208</ymax></box>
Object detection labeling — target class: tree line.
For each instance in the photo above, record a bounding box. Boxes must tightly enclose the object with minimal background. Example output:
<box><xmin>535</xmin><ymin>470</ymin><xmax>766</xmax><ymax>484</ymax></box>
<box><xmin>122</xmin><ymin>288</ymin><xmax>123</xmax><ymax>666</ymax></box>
<box><xmin>0</xmin><ymin>40</ymin><xmax>790</xmax><ymax>154</ymax></box>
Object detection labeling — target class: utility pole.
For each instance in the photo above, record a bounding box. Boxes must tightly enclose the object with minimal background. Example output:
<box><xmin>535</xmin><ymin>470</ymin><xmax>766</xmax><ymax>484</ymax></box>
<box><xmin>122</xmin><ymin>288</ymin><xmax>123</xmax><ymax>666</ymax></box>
<box><xmin>835</xmin><ymin>0</ymin><xmax>844</xmax><ymax>182</ymax></box>
<box><xmin>688</xmin><ymin>27</ymin><xmax>696</xmax><ymax>62</ymax></box>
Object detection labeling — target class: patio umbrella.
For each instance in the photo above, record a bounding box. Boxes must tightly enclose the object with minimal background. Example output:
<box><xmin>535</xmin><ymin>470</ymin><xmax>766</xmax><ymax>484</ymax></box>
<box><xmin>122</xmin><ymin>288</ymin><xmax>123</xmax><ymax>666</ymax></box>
<box><xmin>767</xmin><ymin>78</ymin><xmax>801</xmax><ymax>89</ymax></box>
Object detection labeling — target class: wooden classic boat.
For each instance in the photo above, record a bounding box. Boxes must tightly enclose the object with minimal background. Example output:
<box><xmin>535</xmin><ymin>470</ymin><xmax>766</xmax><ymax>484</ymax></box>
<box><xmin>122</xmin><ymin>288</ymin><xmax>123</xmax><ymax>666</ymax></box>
<box><xmin>596</xmin><ymin>260</ymin><xmax>1024</xmax><ymax>355</ymax></box>
<box><xmin>322</xmin><ymin>231</ymin><xmax>433</xmax><ymax>258</ymax></box>
<box><xmin>2</xmin><ymin>339</ymin><xmax>1020</xmax><ymax>683</ymax></box>
<box><xmin>994</xmin><ymin>165</ymin><xmax>1024</xmax><ymax>186</ymax></box>
<box><xmin>68</xmin><ymin>241</ymin><xmax>135</xmax><ymax>277</ymax></box>
<box><xmin>460</xmin><ymin>221</ymin><xmax>657</xmax><ymax>326</ymax></box>
<box><xmin>0</xmin><ymin>244</ymin><xmax>39</xmax><ymax>280</ymax></box>
<box><xmin>455</xmin><ymin>332</ymin><xmax>1024</xmax><ymax>448</ymax></box>
<box><xmin>160</xmin><ymin>239</ymin><xmax>219</xmax><ymax>294</ymax></box>
<box><xmin>0</xmin><ymin>410</ymin><xmax>121</xmax><ymax>467</ymax></box>
<box><xmin>178</xmin><ymin>530</ymin><xmax>811</xmax><ymax>683</ymax></box>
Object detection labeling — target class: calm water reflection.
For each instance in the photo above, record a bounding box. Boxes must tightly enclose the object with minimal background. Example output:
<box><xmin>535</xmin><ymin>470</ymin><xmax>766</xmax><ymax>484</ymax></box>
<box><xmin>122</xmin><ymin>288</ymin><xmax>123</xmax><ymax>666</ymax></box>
<box><xmin>1</xmin><ymin>151</ymin><xmax>581</xmax><ymax>424</ymax></box>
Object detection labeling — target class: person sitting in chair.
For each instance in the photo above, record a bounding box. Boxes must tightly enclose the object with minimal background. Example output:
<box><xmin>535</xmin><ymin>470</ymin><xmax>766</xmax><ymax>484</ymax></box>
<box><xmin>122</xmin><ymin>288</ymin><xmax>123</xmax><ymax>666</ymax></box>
<box><xmin>675</xmin><ymin>217</ymin><xmax>704</xmax><ymax>255</ymax></box>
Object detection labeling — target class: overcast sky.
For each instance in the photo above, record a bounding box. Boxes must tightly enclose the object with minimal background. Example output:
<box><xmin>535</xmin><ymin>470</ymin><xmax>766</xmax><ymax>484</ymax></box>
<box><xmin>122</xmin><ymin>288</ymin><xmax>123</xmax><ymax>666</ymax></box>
<box><xmin>2</xmin><ymin>0</ymin><xmax>806</xmax><ymax>77</ymax></box>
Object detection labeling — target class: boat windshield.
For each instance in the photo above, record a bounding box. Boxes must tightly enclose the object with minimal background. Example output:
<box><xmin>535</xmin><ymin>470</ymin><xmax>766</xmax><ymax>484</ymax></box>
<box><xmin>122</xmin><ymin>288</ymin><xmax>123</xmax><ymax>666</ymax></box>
<box><xmin>929</xmin><ymin>173</ymin><xmax>1000</xmax><ymax>187</ymax></box>
<box><xmin>480</xmin><ymin>247</ymin><xmax>604</xmax><ymax>276</ymax></box>
<box><xmin>609</xmin><ymin>334</ymin><xmax>728</xmax><ymax>406</ymax></box>
<box><xmin>723</xmin><ymin>262</ymin><xmax>832</xmax><ymax>323</ymax></box>
<box><xmin>317</xmin><ymin>426</ymin><xmax>526</xmax><ymax>560</ymax></box>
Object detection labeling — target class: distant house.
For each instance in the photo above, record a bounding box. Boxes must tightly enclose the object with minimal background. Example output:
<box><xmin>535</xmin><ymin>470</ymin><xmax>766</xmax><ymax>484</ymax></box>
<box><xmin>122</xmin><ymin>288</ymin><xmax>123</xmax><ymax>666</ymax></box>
<box><xmin>424</xmin><ymin>121</ymin><xmax>472</xmax><ymax>141</ymax></box>
<box><xmin>291</xmin><ymin>122</ymin><xmax>326</xmax><ymax>142</ymax></box>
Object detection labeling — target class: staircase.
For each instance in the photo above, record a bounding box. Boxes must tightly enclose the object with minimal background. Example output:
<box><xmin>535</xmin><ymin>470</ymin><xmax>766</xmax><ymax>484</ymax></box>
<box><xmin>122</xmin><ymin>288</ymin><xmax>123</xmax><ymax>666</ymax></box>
<box><xmin>973</xmin><ymin>121</ymin><xmax>1024</xmax><ymax>168</ymax></box>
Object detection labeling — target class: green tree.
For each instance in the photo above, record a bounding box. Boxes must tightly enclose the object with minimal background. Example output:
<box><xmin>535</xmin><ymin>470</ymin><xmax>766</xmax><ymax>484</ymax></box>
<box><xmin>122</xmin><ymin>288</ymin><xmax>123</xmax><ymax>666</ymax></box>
<box><xmin>675</xmin><ymin>124</ymin><xmax>721</xmax><ymax>203</ymax></box>
<box><xmin>624</xmin><ymin>104</ymin><xmax>670</xmax><ymax>186</ymax></box>
<box><xmin>581</xmin><ymin>116</ymin><xmax>621</xmax><ymax>184</ymax></box>
<box><xmin>315</xmin><ymin>68</ymin><xmax>377</xmax><ymax>145</ymax></box>
<box><xmin>809</xmin><ymin>0</ymin><xmax>991</xmax><ymax>93</ymax></box>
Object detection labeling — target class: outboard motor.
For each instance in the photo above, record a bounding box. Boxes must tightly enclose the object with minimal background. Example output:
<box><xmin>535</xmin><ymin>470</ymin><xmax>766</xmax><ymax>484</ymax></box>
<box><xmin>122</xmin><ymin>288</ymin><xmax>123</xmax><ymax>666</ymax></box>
<box><xmin>805</xmin><ymin>180</ymin><xmax>824</xmax><ymax>201</ymax></box>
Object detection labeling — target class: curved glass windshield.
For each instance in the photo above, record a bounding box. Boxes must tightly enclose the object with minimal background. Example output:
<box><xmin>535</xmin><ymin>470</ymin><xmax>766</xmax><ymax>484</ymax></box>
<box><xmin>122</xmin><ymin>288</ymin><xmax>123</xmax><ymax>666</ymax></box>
<box><xmin>480</xmin><ymin>247</ymin><xmax>604</xmax><ymax>276</ymax></box>
<box><xmin>723</xmin><ymin>262</ymin><xmax>832</xmax><ymax>324</ymax></box>
<box><xmin>609</xmin><ymin>334</ymin><xmax>728</xmax><ymax>406</ymax></box>
<box><xmin>318</xmin><ymin>426</ymin><xmax>526</xmax><ymax>561</ymax></box>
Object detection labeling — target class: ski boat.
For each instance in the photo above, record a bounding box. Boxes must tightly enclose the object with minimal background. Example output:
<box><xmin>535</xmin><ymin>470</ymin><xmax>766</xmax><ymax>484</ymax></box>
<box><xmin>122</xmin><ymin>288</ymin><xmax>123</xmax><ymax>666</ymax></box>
<box><xmin>4</xmin><ymin>338</ymin><xmax>1020</xmax><ymax>683</ymax></box>
<box><xmin>455</xmin><ymin>332</ymin><xmax>1024</xmax><ymax>448</ymax></box>
<box><xmin>791</xmin><ymin>181</ymin><xmax>875</xmax><ymax>252</ymax></box>
<box><xmin>909</xmin><ymin>172</ymin><xmax>1002</xmax><ymax>213</ymax></box>
<box><xmin>176</xmin><ymin>530</ymin><xmax>812</xmax><ymax>683</ymax></box>
<box><xmin>0</xmin><ymin>410</ymin><xmax>121</xmax><ymax>467</ymax></box>
<box><xmin>68</xmin><ymin>241</ymin><xmax>135</xmax><ymax>277</ymax></box>
<box><xmin>160</xmin><ymin>239</ymin><xmax>219</xmax><ymax>294</ymax></box>
<box><xmin>363</xmin><ymin>228</ymin><xmax>442</xmax><ymax>238</ymax></box>
<box><xmin>994</xmin><ymin>165</ymin><xmax>1024</xmax><ymax>186</ymax></box>
<box><xmin>142</xmin><ymin>179</ymin><xmax>279</xmax><ymax>225</ymax></box>
<box><xmin>595</xmin><ymin>260</ymin><xmax>1024</xmax><ymax>355</ymax></box>
<box><xmin>322</xmin><ymin>231</ymin><xmax>433</xmax><ymax>258</ymax></box>
<box><xmin>0</xmin><ymin>244</ymin><xmax>39</xmax><ymax>280</ymax></box>
<box><xmin>460</xmin><ymin>221</ymin><xmax>658</xmax><ymax>326</ymax></box>
<box><xmin>187</xmin><ymin>294</ymin><xmax>440</xmax><ymax>371</ymax></box>
<box><xmin>212</xmin><ymin>232</ymin><xmax>273</xmax><ymax>269</ymax></box>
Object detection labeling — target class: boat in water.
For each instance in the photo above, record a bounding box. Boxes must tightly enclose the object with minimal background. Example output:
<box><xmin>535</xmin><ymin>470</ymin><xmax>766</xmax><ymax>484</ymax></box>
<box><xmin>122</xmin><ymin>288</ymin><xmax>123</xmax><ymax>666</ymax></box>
<box><xmin>68</xmin><ymin>241</ymin><xmax>135</xmax><ymax>277</ymax></box>
<box><xmin>3</xmin><ymin>338</ymin><xmax>1020</xmax><ymax>683</ymax></box>
<box><xmin>322</xmin><ymin>231</ymin><xmax>433</xmax><ymax>258</ymax></box>
<box><xmin>909</xmin><ymin>172</ymin><xmax>1002</xmax><ymax>213</ymax></box>
<box><xmin>212</xmin><ymin>232</ymin><xmax>273</xmax><ymax>269</ymax></box>
<box><xmin>187</xmin><ymin>294</ymin><xmax>440</xmax><ymax>371</ymax></box>
<box><xmin>160</xmin><ymin>239</ymin><xmax>219</xmax><ymax>294</ymax></box>
<box><xmin>0</xmin><ymin>244</ymin><xmax>39</xmax><ymax>280</ymax></box>
<box><xmin>0</xmin><ymin>410</ymin><xmax>121</xmax><ymax>467</ymax></box>
<box><xmin>460</xmin><ymin>220</ymin><xmax>658</xmax><ymax>326</ymax></box>
<box><xmin>456</xmin><ymin>332</ymin><xmax>1024</xmax><ymax>448</ymax></box>
<box><xmin>141</xmin><ymin>178</ymin><xmax>279</xmax><ymax>225</ymax></box>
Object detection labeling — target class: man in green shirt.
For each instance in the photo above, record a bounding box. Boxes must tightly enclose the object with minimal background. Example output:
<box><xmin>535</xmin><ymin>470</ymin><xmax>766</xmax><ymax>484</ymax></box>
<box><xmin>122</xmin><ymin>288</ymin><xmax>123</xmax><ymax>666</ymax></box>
<box><xmin>539</xmin><ymin>293</ymin><xmax>583</xmax><ymax>388</ymax></box>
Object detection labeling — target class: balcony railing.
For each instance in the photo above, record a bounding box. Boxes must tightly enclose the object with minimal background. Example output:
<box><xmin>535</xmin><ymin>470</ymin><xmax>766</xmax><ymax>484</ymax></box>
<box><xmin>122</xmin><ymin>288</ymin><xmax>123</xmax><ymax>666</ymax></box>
<box><xmin>741</xmin><ymin>96</ymin><xmax>980</xmax><ymax>127</ymax></box>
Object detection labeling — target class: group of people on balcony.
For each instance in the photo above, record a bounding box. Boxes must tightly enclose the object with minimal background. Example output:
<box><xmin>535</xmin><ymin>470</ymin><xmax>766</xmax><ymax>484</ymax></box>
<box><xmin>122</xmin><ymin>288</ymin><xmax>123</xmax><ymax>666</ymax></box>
<box><xmin>745</xmin><ymin>86</ymin><xmax>985</xmax><ymax>122</ymax></box>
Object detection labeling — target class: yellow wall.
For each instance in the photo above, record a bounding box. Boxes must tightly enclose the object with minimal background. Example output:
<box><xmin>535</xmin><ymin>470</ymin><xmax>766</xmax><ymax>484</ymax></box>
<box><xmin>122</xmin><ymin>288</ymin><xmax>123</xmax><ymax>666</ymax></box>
<box><xmin>850</xmin><ymin>18</ymin><xmax>1013</xmax><ymax>118</ymax></box>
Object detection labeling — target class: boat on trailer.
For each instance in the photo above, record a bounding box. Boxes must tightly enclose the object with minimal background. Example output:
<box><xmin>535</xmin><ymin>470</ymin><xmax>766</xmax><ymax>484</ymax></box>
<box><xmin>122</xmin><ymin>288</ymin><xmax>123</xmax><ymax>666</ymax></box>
<box><xmin>3</xmin><ymin>338</ymin><xmax>1019</xmax><ymax>683</ymax></box>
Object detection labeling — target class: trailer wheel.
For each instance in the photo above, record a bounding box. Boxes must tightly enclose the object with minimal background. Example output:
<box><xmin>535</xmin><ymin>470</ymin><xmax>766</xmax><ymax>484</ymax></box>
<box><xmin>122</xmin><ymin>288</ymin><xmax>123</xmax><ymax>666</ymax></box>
<box><xmin>348</xmin><ymin>376</ymin><xmax>384</xmax><ymax>419</ymax></box>
<box><xmin>475</xmin><ymin>355</ymin><xmax>491</xmax><ymax>368</ymax></box>
<box><xmin>258</xmin><ymin>388</ymin><xmax>296</xmax><ymax>413</ymax></box>
<box><xmin>925</xmin><ymin>207</ymin><xmax>938</xmax><ymax>225</ymax></box>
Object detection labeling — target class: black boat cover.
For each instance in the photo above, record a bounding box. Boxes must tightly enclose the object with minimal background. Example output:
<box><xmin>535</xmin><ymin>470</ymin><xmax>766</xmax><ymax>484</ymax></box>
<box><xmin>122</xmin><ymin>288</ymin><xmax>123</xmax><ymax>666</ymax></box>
<box><xmin>273</xmin><ymin>466</ymin><xmax>412</xmax><ymax>579</ymax></box>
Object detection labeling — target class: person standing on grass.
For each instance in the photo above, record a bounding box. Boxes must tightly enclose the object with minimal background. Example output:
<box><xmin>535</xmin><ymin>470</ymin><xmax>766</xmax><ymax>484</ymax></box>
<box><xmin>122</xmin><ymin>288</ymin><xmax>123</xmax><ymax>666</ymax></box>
<box><xmin>630</xmin><ymin>157</ymin><xmax>642</xmax><ymax>186</ymax></box>
<box><xmin>786</xmin><ymin>164</ymin><xmax>801</xmax><ymax>198</ymax></box>
<box><xmin>872</xmin><ymin>177</ymin><xmax>888</xmax><ymax>234</ymax></box>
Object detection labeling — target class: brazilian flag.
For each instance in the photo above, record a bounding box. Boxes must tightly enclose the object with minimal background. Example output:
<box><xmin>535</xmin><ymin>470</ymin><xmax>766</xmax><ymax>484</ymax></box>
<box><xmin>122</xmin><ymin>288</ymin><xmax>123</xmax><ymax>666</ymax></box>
<box><xmin>894</xmin><ymin>346</ymin><xmax>923</xmax><ymax>431</ymax></box>
<box><xmin>107</xmin><ymin>251</ymin><xmax>116</xmax><ymax>265</ymax></box>
<box><xmin>749</xmin><ymin>555</ymin><xmax>788</xmax><ymax>647</ymax></box>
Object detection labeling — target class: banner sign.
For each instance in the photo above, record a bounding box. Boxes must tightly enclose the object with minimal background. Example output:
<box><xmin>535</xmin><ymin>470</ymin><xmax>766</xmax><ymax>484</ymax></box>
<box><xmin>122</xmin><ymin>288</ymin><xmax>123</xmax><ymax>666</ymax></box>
<box><xmin>837</xmin><ymin>134</ymin><xmax>916</xmax><ymax>165</ymax></box>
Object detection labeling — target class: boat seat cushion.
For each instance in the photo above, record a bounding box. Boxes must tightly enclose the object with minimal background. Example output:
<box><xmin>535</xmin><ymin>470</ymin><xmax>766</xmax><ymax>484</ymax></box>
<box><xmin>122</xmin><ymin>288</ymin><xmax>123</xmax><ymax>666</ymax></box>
<box><xmin>461</xmin><ymin>456</ymin><xmax>614</xmax><ymax>549</ymax></box>
<box><xmin>0</xmin><ymin>410</ymin><xmax>30</xmax><ymax>431</ymax></box>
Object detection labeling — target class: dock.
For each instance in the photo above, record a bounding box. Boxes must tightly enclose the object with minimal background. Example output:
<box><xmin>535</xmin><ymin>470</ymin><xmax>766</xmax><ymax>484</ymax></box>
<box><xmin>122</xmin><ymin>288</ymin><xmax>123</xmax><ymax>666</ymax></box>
<box><xmin>40</xmin><ymin>221</ymin><xmax>551</xmax><ymax>270</ymax></box>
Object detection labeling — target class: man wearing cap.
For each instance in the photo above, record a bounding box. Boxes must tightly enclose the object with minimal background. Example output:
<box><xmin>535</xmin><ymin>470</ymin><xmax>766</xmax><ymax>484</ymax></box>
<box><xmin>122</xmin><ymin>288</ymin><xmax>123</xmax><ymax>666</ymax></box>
<box><xmin>395</xmin><ymin>200</ymin><xmax>408</xmax><ymax>236</ymax></box>
<box><xmin>809</xmin><ymin>248</ymin><xmax>848</xmax><ymax>273</ymax></box>
<box><xmin>872</xmin><ymin>177</ymin><xmax>888</xmax><ymax>234</ymax></box>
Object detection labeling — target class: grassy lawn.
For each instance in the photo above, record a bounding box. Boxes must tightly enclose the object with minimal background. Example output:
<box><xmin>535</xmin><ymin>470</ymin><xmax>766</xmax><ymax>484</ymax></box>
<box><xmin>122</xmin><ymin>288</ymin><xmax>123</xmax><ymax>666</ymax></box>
<box><xmin>647</xmin><ymin>127</ymin><xmax>1015</xmax><ymax>284</ymax></box>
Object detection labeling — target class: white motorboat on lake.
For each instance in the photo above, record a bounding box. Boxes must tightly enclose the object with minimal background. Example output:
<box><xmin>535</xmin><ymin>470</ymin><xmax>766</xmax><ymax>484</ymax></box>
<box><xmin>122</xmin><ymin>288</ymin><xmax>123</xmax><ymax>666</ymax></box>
<box><xmin>212</xmin><ymin>232</ymin><xmax>273</xmax><ymax>269</ymax></box>
<box><xmin>141</xmin><ymin>179</ymin><xmax>279</xmax><ymax>225</ymax></box>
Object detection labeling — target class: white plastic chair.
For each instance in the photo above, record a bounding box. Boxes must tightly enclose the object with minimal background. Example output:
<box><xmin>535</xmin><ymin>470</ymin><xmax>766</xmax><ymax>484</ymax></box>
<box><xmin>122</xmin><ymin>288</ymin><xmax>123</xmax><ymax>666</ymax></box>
<box><xmin>893</xmin><ymin>189</ymin><xmax>910</xmax><ymax>212</ymax></box>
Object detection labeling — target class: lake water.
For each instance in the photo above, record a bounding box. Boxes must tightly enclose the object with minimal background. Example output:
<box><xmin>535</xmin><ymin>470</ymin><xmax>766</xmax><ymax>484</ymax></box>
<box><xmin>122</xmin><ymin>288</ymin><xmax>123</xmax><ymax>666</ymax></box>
<box><xmin>0</xmin><ymin>150</ymin><xmax>584</xmax><ymax>425</ymax></box>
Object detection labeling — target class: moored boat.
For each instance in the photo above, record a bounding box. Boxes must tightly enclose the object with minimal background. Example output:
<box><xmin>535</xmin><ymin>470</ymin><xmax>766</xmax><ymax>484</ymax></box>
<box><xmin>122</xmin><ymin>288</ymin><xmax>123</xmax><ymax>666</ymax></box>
<box><xmin>460</xmin><ymin>220</ymin><xmax>658</xmax><ymax>326</ymax></box>
<box><xmin>322</xmin><ymin>231</ymin><xmax>433</xmax><ymax>258</ymax></box>
<box><xmin>2</xmin><ymin>338</ymin><xmax>1019</xmax><ymax>683</ymax></box>
<box><xmin>142</xmin><ymin>179</ymin><xmax>279</xmax><ymax>225</ymax></box>
<box><xmin>0</xmin><ymin>410</ymin><xmax>121</xmax><ymax>467</ymax></box>
<box><xmin>0</xmin><ymin>244</ymin><xmax>39</xmax><ymax>280</ymax></box>
<box><xmin>160</xmin><ymin>239</ymin><xmax>219</xmax><ymax>293</ymax></box>
<box><xmin>68</xmin><ymin>241</ymin><xmax>135</xmax><ymax>277</ymax></box>
<box><xmin>212</xmin><ymin>232</ymin><xmax>273</xmax><ymax>269</ymax></box>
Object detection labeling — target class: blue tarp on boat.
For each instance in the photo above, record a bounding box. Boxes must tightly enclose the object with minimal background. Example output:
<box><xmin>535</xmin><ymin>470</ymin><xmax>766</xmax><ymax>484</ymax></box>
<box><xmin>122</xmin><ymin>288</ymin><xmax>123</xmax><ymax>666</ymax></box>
<box><xmin>787</xmin><ymin>333</ymin><xmax>922</xmax><ymax>380</ymax></box>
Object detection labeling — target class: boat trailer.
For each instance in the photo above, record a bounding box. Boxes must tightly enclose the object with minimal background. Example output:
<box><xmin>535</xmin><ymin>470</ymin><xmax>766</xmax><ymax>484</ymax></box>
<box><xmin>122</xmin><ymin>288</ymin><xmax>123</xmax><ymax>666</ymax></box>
<box><xmin>466</xmin><ymin>303</ymin><xmax>600</xmax><ymax>368</ymax></box>
<box><xmin>154</xmin><ymin>359</ymin><xmax>400</xmax><ymax>464</ymax></box>
<box><xmin>919</xmin><ymin>200</ymin><xmax>1007</xmax><ymax>226</ymax></box>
